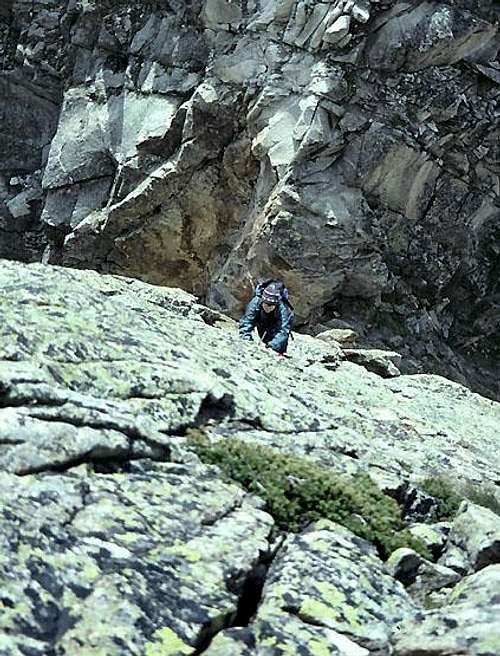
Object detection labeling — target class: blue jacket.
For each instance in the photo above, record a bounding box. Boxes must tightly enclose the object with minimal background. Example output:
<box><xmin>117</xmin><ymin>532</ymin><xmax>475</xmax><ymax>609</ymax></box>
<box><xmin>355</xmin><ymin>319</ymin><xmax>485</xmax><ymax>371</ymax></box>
<box><xmin>239</xmin><ymin>296</ymin><xmax>294</xmax><ymax>353</ymax></box>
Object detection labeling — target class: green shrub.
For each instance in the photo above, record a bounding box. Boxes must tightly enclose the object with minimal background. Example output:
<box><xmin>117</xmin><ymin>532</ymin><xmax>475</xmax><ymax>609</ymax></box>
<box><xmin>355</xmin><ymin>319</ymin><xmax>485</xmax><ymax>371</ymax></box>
<box><xmin>421</xmin><ymin>477</ymin><xmax>463</xmax><ymax>520</ymax></box>
<box><xmin>462</xmin><ymin>483</ymin><xmax>500</xmax><ymax>517</ymax></box>
<box><xmin>188</xmin><ymin>431</ymin><xmax>429</xmax><ymax>560</ymax></box>
<box><xmin>422</xmin><ymin>476</ymin><xmax>500</xmax><ymax>520</ymax></box>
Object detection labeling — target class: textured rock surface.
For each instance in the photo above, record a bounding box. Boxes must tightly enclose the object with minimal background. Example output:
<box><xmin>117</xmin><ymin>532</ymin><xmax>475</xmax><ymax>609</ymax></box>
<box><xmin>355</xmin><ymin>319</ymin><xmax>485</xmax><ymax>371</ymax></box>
<box><xmin>1</xmin><ymin>0</ymin><xmax>500</xmax><ymax>401</ymax></box>
<box><xmin>205</xmin><ymin>521</ymin><xmax>417</xmax><ymax>655</ymax></box>
<box><xmin>0</xmin><ymin>463</ymin><xmax>274</xmax><ymax>655</ymax></box>
<box><xmin>0</xmin><ymin>259</ymin><xmax>499</xmax><ymax>654</ymax></box>
<box><xmin>343</xmin><ymin>347</ymin><xmax>402</xmax><ymax>377</ymax></box>
<box><xmin>393</xmin><ymin>564</ymin><xmax>500</xmax><ymax>656</ymax></box>
<box><xmin>408</xmin><ymin>522</ymin><xmax>450</xmax><ymax>559</ymax></box>
<box><xmin>439</xmin><ymin>501</ymin><xmax>500</xmax><ymax>573</ymax></box>
<box><xmin>386</xmin><ymin>547</ymin><xmax>460</xmax><ymax>604</ymax></box>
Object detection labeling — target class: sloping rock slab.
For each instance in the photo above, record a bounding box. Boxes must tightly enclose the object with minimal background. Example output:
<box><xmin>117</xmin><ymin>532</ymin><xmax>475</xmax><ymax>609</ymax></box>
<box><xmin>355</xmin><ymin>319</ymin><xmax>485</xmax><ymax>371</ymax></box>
<box><xmin>205</xmin><ymin>520</ymin><xmax>416</xmax><ymax>655</ymax></box>
<box><xmin>0</xmin><ymin>462</ymin><xmax>273</xmax><ymax>656</ymax></box>
<box><xmin>0</xmin><ymin>260</ymin><xmax>499</xmax><ymax>654</ymax></box>
<box><xmin>0</xmin><ymin>259</ymin><xmax>499</xmax><ymax>494</ymax></box>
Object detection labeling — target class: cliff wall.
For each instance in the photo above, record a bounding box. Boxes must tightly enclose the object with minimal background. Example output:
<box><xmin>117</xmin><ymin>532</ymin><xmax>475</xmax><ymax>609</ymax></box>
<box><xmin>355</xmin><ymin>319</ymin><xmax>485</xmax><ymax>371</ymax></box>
<box><xmin>0</xmin><ymin>0</ymin><xmax>499</xmax><ymax>397</ymax></box>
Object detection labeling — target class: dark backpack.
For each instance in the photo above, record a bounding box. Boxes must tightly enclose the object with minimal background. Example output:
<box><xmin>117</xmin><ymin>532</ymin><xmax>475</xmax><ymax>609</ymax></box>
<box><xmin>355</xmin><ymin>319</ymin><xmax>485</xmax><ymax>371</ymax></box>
<box><xmin>255</xmin><ymin>279</ymin><xmax>294</xmax><ymax>311</ymax></box>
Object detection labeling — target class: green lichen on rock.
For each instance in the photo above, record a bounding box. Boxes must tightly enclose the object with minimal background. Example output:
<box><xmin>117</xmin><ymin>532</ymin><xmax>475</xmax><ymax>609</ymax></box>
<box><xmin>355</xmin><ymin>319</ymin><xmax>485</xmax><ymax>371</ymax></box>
<box><xmin>300</xmin><ymin>598</ymin><xmax>339</xmax><ymax>624</ymax></box>
<box><xmin>309</xmin><ymin>640</ymin><xmax>331</xmax><ymax>656</ymax></box>
<box><xmin>145</xmin><ymin>627</ymin><xmax>193</xmax><ymax>656</ymax></box>
<box><xmin>188</xmin><ymin>432</ymin><xmax>429</xmax><ymax>559</ymax></box>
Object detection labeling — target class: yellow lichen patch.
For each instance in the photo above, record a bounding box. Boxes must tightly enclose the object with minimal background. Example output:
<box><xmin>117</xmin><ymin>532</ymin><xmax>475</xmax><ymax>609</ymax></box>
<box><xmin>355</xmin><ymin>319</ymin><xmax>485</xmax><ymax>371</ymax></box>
<box><xmin>309</xmin><ymin>640</ymin><xmax>331</xmax><ymax>656</ymax></box>
<box><xmin>344</xmin><ymin>605</ymin><xmax>362</xmax><ymax>629</ymax></box>
<box><xmin>83</xmin><ymin>563</ymin><xmax>101</xmax><ymax>582</ymax></box>
<box><xmin>446</xmin><ymin>580</ymin><xmax>466</xmax><ymax>604</ymax></box>
<box><xmin>478</xmin><ymin>636</ymin><xmax>500</xmax><ymax>653</ymax></box>
<box><xmin>144</xmin><ymin>627</ymin><xmax>193</xmax><ymax>656</ymax></box>
<box><xmin>116</xmin><ymin>531</ymin><xmax>142</xmax><ymax>545</ymax></box>
<box><xmin>62</xmin><ymin>588</ymin><xmax>81</xmax><ymax>610</ymax></box>
<box><xmin>308</xmin><ymin>582</ymin><xmax>362</xmax><ymax>629</ymax></box>
<box><xmin>314</xmin><ymin>581</ymin><xmax>346</xmax><ymax>607</ymax></box>
<box><xmin>312</xmin><ymin>519</ymin><xmax>337</xmax><ymax>532</ymax></box>
<box><xmin>299</xmin><ymin>598</ymin><xmax>339</xmax><ymax>624</ymax></box>
<box><xmin>313</xmin><ymin>540</ymin><xmax>331</xmax><ymax>553</ymax></box>
<box><xmin>164</xmin><ymin>543</ymin><xmax>202</xmax><ymax>563</ymax></box>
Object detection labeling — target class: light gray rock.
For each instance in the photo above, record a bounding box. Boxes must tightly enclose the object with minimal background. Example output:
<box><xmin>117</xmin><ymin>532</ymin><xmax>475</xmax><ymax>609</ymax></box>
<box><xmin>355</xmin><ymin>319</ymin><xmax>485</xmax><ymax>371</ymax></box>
<box><xmin>439</xmin><ymin>542</ymin><xmax>471</xmax><ymax>576</ymax></box>
<box><xmin>392</xmin><ymin>564</ymin><xmax>500</xmax><ymax>654</ymax></box>
<box><xmin>440</xmin><ymin>501</ymin><xmax>500</xmax><ymax>572</ymax></box>
<box><xmin>391</xmin><ymin>566</ymin><xmax>500</xmax><ymax>653</ymax></box>
<box><xmin>392</xmin><ymin>604</ymin><xmax>500</xmax><ymax>656</ymax></box>
<box><xmin>324</xmin><ymin>15</ymin><xmax>351</xmax><ymax>45</ymax></box>
<box><xmin>446</xmin><ymin>563</ymin><xmax>500</xmax><ymax>608</ymax></box>
<box><xmin>352</xmin><ymin>1</ymin><xmax>370</xmax><ymax>24</ymax></box>
<box><xmin>408</xmin><ymin>523</ymin><xmax>450</xmax><ymax>559</ymax></box>
<box><xmin>206</xmin><ymin>520</ymin><xmax>416</xmax><ymax>655</ymax></box>
<box><xmin>316</xmin><ymin>327</ymin><xmax>359</xmax><ymax>347</ymax></box>
<box><xmin>0</xmin><ymin>260</ymin><xmax>497</xmax><ymax>654</ymax></box>
<box><xmin>368</xmin><ymin>470</ymin><xmax>437</xmax><ymax>523</ymax></box>
<box><xmin>0</xmin><ymin>260</ymin><xmax>498</xmax><ymax>493</ymax></box>
<box><xmin>386</xmin><ymin>547</ymin><xmax>460</xmax><ymax>604</ymax></box>
<box><xmin>2</xmin><ymin>0</ymin><xmax>499</xmax><ymax>404</ymax></box>
<box><xmin>0</xmin><ymin>462</ymin><xmax>273</xmax><ymax>655</ymax></box>
<box><xmin>343</xmin><ymin>348</ymin><xmax>402</xmax><ymax>377</ymax></box>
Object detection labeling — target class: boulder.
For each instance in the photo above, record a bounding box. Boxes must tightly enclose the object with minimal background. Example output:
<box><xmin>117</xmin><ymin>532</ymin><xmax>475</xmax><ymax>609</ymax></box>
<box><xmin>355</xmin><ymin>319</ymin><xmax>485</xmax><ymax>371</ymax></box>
<box><xmin>206</xmin><ymin>520</ymin><xmax>416</xmax><ymax>655</ymax></box>
<box><xmin>392</xmin><ymin>604</ymin><xmax>500</xmax><ymax>656</ymax></box>
<box><xmin>440</xmin><ymin>501</ymin><xmax>500</xmax><ymax>572</ymax></box>
<box><xmin>316</xmin><ymin>327</ymin><xmax>359</xmax><ymax>347</ymax></box>
<box><xmin>446</xmin><ymin>563</ymin><xmax>500</xmax><ymax>608</ymax></box>
<box><xmin>343</xmin><ymin>348</ymin><xmax>402</xmax><ymax>377</ymax></box>
<box><xmin>408</xmin><ymin>522</ymin><xmax>450</xmax><ymax>559</ymax></box>
<box><xmin>0</xmin><ymin>461</ymin><xmax>273</xmax><ymax>655</ymax></box>
<box><xmin>392</xmin><ymin>564</ymin><xmax>500</xmax><ymax>655</ymax></box>
<box><xmin>386</xmin><ymin>548</ymin><xmax>460</xmax><ymax>604</ymax></box>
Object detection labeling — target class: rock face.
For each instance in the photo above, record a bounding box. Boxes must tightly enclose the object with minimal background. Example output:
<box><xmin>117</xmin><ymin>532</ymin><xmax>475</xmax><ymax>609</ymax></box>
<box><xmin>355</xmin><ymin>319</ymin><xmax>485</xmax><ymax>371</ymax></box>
<box><xmin>393</xmin><ymin>564</ymin><xmax>500</xmax><ymax>656</ymax></box>
<box><xmin>1</xmin><ymin>0</ymin><xmax>499</xmax><ymax>401</ymax></box>
<box><xmin>440</xmin><ymin>501</ymin><xmax>500</xmax><ymax>573</ymax></box>
<box><xmin>0</xmin><ymin>259</ymin><xmax>499</xmax><ymax>655</ymax></box>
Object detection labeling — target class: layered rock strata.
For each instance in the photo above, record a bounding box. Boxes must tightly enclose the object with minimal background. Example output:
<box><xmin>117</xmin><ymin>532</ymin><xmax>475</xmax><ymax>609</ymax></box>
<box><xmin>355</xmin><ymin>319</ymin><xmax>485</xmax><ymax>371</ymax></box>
<box><xmin>1</xmin><ymin>0</ymin><xmax>500</xmax><ymax>398</ymax></box>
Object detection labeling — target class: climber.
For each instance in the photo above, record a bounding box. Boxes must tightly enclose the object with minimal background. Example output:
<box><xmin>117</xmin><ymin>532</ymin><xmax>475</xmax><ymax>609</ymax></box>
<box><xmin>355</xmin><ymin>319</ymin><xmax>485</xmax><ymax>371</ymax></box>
<box><xmin>239</xmin><ymin>280</ymin><xmax>294</xmax><ymax>355</ymax></box>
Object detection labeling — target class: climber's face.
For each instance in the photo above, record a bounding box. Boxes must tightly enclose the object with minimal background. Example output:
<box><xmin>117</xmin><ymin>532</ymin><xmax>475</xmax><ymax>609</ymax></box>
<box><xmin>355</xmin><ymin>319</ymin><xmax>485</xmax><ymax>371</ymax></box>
<box><xmin>262</xmin><ymin>302</ymin><xmax>276</xmax><ymax>313</ymax></box>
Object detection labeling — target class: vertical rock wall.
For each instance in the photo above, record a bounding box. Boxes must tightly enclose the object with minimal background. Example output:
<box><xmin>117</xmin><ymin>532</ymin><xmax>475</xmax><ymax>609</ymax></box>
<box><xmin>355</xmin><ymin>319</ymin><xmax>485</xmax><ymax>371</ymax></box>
<box><xmin>1</xmin><ymin>0</ymin><xmax>499</xmax><ymax>398</ymax></box>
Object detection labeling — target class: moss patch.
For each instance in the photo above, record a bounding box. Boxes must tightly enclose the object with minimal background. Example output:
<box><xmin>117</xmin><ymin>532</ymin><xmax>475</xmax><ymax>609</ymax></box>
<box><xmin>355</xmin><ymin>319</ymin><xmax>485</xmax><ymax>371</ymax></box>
<box><xmin>188</xmin><ymin>432</ymin><xmax>429</xmax><ymax>560</ymax></box>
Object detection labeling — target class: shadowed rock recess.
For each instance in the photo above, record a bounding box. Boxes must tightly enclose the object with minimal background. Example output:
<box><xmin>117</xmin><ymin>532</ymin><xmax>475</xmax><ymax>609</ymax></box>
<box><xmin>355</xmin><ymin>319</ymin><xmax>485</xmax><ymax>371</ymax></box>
<box><xmin>1</xmin><ymin>0</ymin><xmax>499</xmax><ymax>400</ymax></box>
<box><xmin>0</xmin><ymin>260</ymin><xmax>499</xmax><ymax>655</ymax></box>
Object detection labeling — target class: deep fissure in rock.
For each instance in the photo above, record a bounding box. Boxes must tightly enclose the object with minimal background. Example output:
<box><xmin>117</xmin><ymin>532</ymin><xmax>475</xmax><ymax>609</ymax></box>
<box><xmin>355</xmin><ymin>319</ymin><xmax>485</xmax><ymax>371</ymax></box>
<box><xmin>192</xmin><ymin>533</ymin><xmax>283</xmax><ymax>653</ymax></box>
